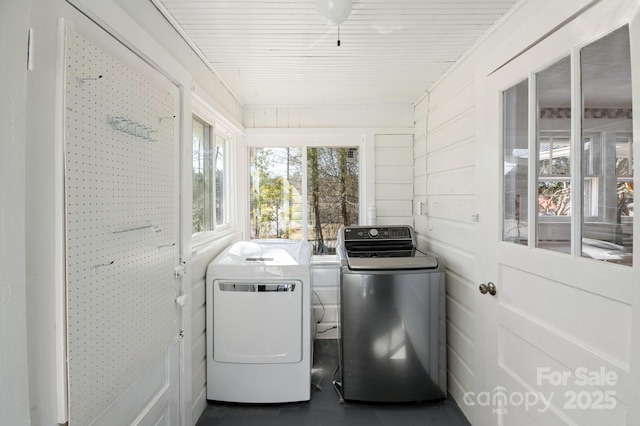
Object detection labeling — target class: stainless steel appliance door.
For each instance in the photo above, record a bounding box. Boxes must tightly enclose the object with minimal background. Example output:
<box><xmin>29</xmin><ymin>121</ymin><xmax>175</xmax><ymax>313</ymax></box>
<box><xmin>340</xmin><ymin>268</ymin><xmax>446</xmax><ymax>402</ymax></box>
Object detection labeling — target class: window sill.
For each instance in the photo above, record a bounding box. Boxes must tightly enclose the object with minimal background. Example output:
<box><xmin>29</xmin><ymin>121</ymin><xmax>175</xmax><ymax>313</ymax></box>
<box><xmin>191</xmin><ymin>227</ymin><xmax>237</xmax><ymax>255</ymax></box>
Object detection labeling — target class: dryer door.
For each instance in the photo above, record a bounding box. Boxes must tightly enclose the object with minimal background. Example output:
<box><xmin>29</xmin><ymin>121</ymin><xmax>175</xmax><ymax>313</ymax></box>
<box><xmin>213</xmin><ymin>280</ymin><xmax>302</xmax><ymax>363</ymax></box>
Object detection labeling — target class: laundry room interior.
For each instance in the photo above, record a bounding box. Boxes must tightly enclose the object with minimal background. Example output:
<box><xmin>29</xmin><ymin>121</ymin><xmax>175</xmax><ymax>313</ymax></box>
<box><xmin>2</xmin><ymin>0</ymin><xmax>639</xmax><ymax>425</ymax></box>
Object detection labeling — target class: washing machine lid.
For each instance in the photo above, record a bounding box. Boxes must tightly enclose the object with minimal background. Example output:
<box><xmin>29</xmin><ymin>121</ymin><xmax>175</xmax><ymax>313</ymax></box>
<box><xmin>345</xmin><ymin>248</ymin><xmax>439</xmax><ymax>270</ymax></box>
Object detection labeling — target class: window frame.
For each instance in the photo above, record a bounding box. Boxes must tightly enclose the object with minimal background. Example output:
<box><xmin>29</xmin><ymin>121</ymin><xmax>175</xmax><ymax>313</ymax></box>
<box><xmin>244</xmin><ymin>129</ymin><xmax>374</xmax><ymax>244</ymax></box>
<box><xmin>191</xmin><ymin>96</ymin><xmax>237</xmax><ymax>248</ymax></box>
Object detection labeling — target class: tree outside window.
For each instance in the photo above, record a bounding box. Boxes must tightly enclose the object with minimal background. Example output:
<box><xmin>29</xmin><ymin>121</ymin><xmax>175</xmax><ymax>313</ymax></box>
<box><xmin>250</xmin><ymin>146</ymin><xmax>359</xmax><ymax>254</ymax></box>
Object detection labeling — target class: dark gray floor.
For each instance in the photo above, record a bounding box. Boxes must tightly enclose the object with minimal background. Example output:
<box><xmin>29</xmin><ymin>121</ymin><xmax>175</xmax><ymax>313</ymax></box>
<box><xmin>196</xmin><ymin>339</ymin><xmax>471</xmax><ymax>426</ymax></box>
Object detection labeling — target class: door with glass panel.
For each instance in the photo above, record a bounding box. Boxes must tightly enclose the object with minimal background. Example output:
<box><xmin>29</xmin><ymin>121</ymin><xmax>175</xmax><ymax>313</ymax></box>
<box><xmin>476</xmin><ymin>12</ymin><xmax>636</xmax><ymax>426</ymax></box>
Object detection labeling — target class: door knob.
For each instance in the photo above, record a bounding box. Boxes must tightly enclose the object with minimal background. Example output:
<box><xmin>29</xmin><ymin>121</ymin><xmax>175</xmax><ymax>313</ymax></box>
<box><xmin>479</xmin><ymin>282</ymin><xmax>497</xmax><ymax>296</ymax></box>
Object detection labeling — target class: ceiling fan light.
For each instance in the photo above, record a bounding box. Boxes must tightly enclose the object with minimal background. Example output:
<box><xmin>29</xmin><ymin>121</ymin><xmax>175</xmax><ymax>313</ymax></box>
<box><xmin>316</xmin><ymin>0</ymin><xmax>353</xmax><ymax>26</ymax></box>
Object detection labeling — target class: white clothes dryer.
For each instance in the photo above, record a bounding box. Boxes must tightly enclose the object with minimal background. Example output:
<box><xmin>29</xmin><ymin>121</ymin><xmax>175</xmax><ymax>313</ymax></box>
<box><xmin>206</xmin><ymin>239</ymin><xmax>313</xmax><ymax>403</ymax></box>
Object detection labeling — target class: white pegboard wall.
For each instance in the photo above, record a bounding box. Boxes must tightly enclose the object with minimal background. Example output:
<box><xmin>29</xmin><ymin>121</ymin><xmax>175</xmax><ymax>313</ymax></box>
<box><xmin>64</xmin><ymin>28</ymin><xmax>179</xmax><ymax>426</ymax></box>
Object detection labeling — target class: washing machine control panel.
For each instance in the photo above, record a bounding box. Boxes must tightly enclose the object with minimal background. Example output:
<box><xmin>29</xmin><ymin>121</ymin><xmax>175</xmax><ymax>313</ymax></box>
<box><xmin>342</xmin><ymin>226</ymin><xmax>412</xmax><ymax>241</ymax></box>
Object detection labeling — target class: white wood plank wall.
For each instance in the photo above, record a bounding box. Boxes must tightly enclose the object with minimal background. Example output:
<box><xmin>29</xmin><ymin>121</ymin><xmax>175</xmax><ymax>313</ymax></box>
<box><xmin>244</xmin><ymin>105</ymin><xmax>413</xmax><ymax>129</ymax></box>
<box><xmin>374</xmin><ymin>134</ymin><xmax>414</xmax><ymax>226</ymax></box>
<box><xmin>311</xmin><ymin>256</ymin><xmax>340</xmax><ymax>340</ymax></box>
<box><xmin>188</xmin><ymin>233</ymin><xmax>240</xmax><ymax>424</ymax></box>
<box><xmin>414</xmin><ymin>80</ymin><xmax>477</xmax><ymax>420</ymax></box>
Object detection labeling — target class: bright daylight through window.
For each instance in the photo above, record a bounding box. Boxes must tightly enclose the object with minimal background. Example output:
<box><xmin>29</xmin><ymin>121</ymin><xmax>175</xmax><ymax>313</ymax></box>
<box><xmin>192</xmin><ymin>115</ymin><xmax>230</xmax><ymax>234</ymax></box>
<box><xmin>250</xmin><ymin>146</ymin><xmax>359</xmax><ymax>254</ymax></box>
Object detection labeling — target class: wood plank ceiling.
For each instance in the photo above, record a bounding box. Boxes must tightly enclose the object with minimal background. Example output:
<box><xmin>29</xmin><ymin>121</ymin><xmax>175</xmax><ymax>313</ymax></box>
<box><xmin>155</xmin><ymin>0</ymin><xmax>519</xmax><ymax>106</ymax></box>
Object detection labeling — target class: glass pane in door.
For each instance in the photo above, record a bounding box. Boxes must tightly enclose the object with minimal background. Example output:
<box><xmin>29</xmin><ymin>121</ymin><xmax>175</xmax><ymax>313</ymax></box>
<box><xmin>503</xmin><ymin>79</ymin><xmax>529</xmax><ymax>244</ymax></box>
<box><xmin>535</xmin><ymin>56</ymin><xmax>572</xmax><ymax>253</ymax></box>
<box><xmin>580</xmin><ymin>26</ymin><xmax>633</xmax><ymax>266</ymax></box>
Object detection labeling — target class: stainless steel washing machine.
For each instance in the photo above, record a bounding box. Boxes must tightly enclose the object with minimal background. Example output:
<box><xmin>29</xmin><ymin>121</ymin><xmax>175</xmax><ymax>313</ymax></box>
<box><xmin>337</xmin><ymin>225</ymin><xmax>446</xmax><ymax>402</ymax></box>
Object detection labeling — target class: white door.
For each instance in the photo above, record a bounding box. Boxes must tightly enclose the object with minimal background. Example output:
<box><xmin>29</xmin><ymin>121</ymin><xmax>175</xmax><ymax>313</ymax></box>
<box><xmin>63</xmin><ymin>24</ymin><xmax>182</xmax><ymax>425</ymax></box>
<box><xmin>474</xmin><ymin>2</ymin><xmax>637</xmax><ymax>425</ymax></box>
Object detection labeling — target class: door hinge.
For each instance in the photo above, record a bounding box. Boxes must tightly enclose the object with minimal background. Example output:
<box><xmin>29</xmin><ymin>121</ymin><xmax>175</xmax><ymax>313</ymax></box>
<box><xmin>174</xmin><ymin>261</ymin><xmax>186</xmax><ymax>278</ymax></box>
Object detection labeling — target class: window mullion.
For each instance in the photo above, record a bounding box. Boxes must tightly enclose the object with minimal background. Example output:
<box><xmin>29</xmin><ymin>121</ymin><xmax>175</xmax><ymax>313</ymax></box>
<box><xmin>301</xmin><ymin>147</ymin><xmax>308</xmax><ymax>242</ymax></box>
<box><xmin>211</xmin><ymin>123</ymin><xmax>218</xmax><ymax>229</ymax></box>
<box><xmin>570</xmin><ymin>49</ymin><xmax>583</xmax><ymax>257</ymax></box>
<box><xmin>528</xmin><ymin>72</ymin><xmax>537</xmax><ymax>249</ymax></box>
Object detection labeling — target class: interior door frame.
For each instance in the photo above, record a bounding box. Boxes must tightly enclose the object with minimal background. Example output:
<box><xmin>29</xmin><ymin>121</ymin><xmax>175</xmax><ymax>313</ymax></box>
<box><xmin>628</xmin><ymin>8</ymin><xmax>640</xmax><ymax>425</ymax></box>
<box><xmin>56</xmin><ymin>0</ymin><xmax>195</xmax><ymax>424</ymax></box>
<box><xmin>473</xmin><ymin>1</ymin><xmax>639</xmax><ymax>425</ymax></box>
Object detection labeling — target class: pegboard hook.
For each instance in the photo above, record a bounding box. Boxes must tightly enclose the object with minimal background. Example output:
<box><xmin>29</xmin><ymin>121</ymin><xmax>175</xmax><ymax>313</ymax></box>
<box><xmin>91</xmin><ymin>260</ymin><xmax>114</xmax><ymax>275</ymax></box>
<box><xmin>107</xmin><ymin>115</ymin><xmax>158</xmax><ymax>142</ymax></box>
<box><xmin>110</xmin><ymin>221</ymin><xmax>162</xmax><ymax>234</ymax></box>
<box><xmin>158</xmin><ymin>115</ymin><xmax>176</xmax><ymax>123</ymax></box>
<box><xmin>76</xmin><ymin>75</ymin><xmax>103</xmax><ymax>86</ymax></box>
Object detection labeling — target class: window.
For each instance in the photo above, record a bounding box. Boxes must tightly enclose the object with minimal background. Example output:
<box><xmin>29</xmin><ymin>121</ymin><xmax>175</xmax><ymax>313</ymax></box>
<box><xmin>214</xmin><ymin>133</ymin><xmax>226</xmax><ymax>225</ymax></box>
<box><xmin>501</xmin><ymin>26</ymin><xmax>633</xmax><ymax>266</ymax></box>
<box><xmin>192</xmin><ymin>114</ymin><xmax>232</xmax><ymax>235</ymax></box>
<box><xmin>249</xmin><ymin>147</ymin><xmax>303</xmax><ymax>240</ymax></box>
<box><xmin>250</xmin><ymin>146</ymin><xmax>359</xmax><ymax>254</ymax></box>
<box><xmin>307</xmin><ymin>147</ymin><xmax>359</xmax><ymax>253</ymax></box>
